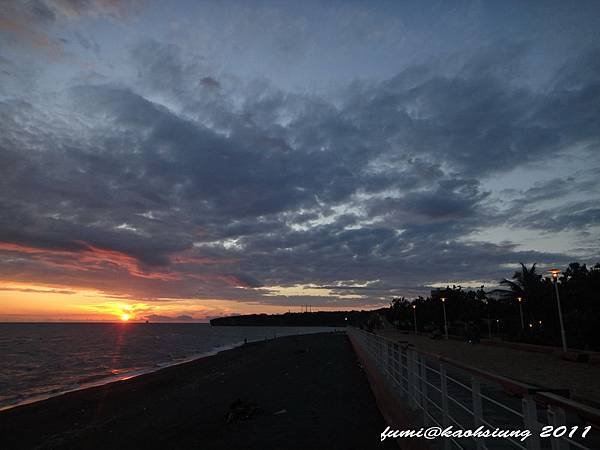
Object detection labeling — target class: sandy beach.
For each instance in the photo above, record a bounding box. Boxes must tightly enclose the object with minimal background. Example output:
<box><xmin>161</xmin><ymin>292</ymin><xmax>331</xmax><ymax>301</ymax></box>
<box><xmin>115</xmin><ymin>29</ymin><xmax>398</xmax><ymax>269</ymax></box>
<box><xmin>0</xmin><ymin>332</ymin><xmax>395</xmax><ymax>450</ymax></box>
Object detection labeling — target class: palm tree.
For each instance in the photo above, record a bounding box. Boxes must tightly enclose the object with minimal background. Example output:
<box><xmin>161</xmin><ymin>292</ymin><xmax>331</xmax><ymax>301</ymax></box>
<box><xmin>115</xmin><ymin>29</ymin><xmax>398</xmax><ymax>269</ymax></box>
<box><xmin>500</xmin><ymin>263</ymin><xmax>543</xmax><ymax>307</ymax></box>
<box><xmin>499</xmin><ymin>263</ymin><xmax>549</xmax><ymax>329</ymax></box>
<box><xmin>499</xmin><ymin>263</ymin><xmax>542</xmax><ymax>299</ymax></box>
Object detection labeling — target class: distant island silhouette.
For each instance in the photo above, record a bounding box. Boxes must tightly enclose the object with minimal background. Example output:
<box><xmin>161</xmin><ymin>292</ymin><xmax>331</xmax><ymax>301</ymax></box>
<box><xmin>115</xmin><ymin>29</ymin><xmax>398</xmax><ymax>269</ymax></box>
<box><xmin>210</xmin><ymin>310</ymin><xmax>381</xmax><ymax>327</ymax></box>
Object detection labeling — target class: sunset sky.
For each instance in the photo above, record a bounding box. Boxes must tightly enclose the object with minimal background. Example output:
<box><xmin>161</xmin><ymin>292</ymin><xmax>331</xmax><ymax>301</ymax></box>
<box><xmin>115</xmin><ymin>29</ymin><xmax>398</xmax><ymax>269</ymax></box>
<box><xmin>1</xmin><ymin>0</ymin><xmax>599</xmax><ymax>322</ymax></box>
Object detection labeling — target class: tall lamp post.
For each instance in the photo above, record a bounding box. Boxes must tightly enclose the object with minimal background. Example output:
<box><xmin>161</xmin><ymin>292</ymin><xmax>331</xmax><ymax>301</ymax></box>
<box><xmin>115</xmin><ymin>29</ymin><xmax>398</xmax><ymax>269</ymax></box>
<box><xmin>517</xmin><ymin>297</ymin><xmax>525</xmax><ymax>330</ymax></box>
<box><xmin>412</xmin><ymin>304</ymin><xmax>418</xmax><ymax>334</ymax></box>
<box><xmin>549</xmin><ymin>269</ymin><xmax>567</xmax><ymax>352</ymax></box>
<box><xmin>441</xmin><ymin>297</ymin><xmax>448</xmax><ymax>339</ymax></box>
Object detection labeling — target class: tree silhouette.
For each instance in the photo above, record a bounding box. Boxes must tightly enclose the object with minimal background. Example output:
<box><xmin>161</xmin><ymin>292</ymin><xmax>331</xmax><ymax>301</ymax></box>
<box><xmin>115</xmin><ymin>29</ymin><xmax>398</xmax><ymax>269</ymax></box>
<box><xmin>499</xmin><ymin>262</ymin><xmax>542</xmax><ymax>298</ymax></box>
<box><xmin>383</xmin><ymin>262</ymin><xmax>600</xmax><ymax>349</ymax></box>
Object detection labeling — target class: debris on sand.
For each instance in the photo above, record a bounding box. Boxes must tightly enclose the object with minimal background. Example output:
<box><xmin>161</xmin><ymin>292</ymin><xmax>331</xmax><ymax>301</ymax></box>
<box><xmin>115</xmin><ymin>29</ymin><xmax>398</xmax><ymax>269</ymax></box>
<box><xmin>224</xmin><ymin>399</ymin><xmax>260</xmax><ymax>423</ymax></box>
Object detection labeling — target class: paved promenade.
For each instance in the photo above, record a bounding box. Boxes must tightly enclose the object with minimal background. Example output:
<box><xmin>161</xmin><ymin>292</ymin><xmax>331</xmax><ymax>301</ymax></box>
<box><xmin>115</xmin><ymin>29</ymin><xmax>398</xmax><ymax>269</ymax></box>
<box><xmin>378</xmin><ymin>330</ymin><xmax>600</xmax><ymax>407</ymax></box>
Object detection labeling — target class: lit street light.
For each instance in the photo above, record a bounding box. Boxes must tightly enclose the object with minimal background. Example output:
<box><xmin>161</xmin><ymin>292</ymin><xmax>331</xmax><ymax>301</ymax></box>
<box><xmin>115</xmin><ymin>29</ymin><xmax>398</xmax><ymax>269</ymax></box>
<box><xmin>441</xmin><ymin>297</ymin><xmax>448</xmax><ymax>339</ymax></box>
<box><xmin>517</xmin><ymin>297</ymin><xmax>524</xmax><ymax>330</ymax></box>
<box><xmin>549</xmin><ymin>269</ymin><xmax>568</xmax><ymax>352</ymax></box>
<box><xmin>412</xmin><ymin>304</ymin><xmax>418</xmax><ymax>334</ymax></box>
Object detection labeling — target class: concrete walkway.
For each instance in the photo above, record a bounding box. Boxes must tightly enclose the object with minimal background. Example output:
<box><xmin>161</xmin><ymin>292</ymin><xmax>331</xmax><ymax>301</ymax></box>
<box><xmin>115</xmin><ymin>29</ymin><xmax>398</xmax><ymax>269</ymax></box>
<box><xmin>378</xmin><ymin>330</ymin><xmax>600</xmax><ymax>407</ymax></box>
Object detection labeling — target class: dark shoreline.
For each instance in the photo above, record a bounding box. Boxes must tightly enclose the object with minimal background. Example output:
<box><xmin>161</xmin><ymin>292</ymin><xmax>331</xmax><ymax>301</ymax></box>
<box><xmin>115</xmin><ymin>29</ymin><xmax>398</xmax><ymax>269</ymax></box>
<box><xmin>0</xmin><ymin>332</ymin><xmax>394</xmax><ymax>450</ymax></box>
<box><xmin>0</xmin><ymin>340</ymin><xmax>245</xmax><ymax>414</ymax></box>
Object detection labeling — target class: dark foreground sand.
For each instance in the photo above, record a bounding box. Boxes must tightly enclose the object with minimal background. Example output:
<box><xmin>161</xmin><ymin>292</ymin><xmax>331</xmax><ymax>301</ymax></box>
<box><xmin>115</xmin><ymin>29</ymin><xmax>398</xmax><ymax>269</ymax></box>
<box><xmin>0</xmin><ymin>332</ymin><xmax>395</xmax><ymax>450</ymax></box>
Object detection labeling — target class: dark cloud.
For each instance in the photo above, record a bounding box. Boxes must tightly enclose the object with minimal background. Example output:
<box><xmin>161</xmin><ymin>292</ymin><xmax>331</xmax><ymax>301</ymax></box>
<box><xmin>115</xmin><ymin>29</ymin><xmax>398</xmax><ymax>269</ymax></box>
<box><xmin>513</xmin><ymin>201</ymin><xmax>600</xmax><ymax>233</ymax></box>
<box><xmin>145</xmin><ymin>314</ymin><xmax>198</xmax><ymax>322</ymax></box>
<box><xmin>368</xmin><ymin>178</ymin><xmax>489</xmax><ymax>227</ymax></box>
<box><xmin>1</xmin><ymin>22</ymin><xmax>599</xmax><ymax>307</ymax></box>
<box><xmin>507</xmin><ymin>177</ymin><xmax>577</xmax><ymax>205</ymax></box>
<box><xmin>0</xmin><ymin>286</ymin><xmax>74</xmax><ymax>295</ymax></box>
<box><xmin>200</xmin><ymin>76</ymin><xmax>220</xmax><ymax>89</ymax></box>
<box><xmin>74</xmin><ymin>31</ymin><xmax>100</xmax><ymax>54</ymax></box>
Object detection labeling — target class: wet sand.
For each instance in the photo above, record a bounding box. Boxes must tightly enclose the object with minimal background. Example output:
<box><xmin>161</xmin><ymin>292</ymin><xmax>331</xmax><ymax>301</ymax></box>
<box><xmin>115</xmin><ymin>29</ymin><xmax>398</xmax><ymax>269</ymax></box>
<box><xmin>0</xmin><ymin>332</ymin><xmax>395</xmax><ymax>450</ymax></box>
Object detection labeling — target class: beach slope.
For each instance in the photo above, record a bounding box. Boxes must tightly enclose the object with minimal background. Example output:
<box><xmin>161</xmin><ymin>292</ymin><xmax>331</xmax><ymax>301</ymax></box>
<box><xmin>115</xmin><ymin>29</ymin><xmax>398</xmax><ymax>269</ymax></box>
<box><xmin>0</xmin><ymin>332</ymin><xmax>394</xmax><ymax>450</ymax></box>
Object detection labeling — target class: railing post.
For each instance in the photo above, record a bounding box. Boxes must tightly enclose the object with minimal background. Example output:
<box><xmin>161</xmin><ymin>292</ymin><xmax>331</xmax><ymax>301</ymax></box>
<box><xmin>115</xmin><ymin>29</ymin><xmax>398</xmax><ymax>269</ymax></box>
<box><xmin>407</xmin><ymin>348</ymin><xmax>416</xmax><ymax>407</ymax></box>
<box><xmin>522</xmin><ymin>395</ymin><xmax>541</xmax><ymax>450</ymax></box>
<box><xmin>420</xmin><ymin>355</ymin><xmax>429</xmax><ymax>425</ymax></box>
<box><xmin>440</xmin><ymin>363</ymin><xmax>451</xmax><ymax>450</ymax></box>
<box><xmin>411</xmin><ymin>350</ymin><xmax>419</xmax><ymax>407</ymax></box>
<box><xmin>393</xmin><ymin>343</ymin><xmax>400</xmax><ymax>387</ymax></box>
<box><xmin>547</xmin><ymin>405</ymin><xmax>568</xmax><ymax>450</ymax></box>
<box><xmin>401</xmin><ymin>346</ymin><xmax>408</xmax><ymax>396</ymax></box>
<box><xmin>471</xmin><ymin>377</ymin><xmax>485</xmax><ymax>450</ymax></box>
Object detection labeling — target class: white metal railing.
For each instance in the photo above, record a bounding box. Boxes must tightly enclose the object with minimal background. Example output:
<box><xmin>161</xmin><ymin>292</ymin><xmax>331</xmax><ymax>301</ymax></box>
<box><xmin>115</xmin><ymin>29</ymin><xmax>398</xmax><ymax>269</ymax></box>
<box><xmin>348</xmin><ymin>327</ymin><xmax>600</xmax><ymax>450</ymax></box>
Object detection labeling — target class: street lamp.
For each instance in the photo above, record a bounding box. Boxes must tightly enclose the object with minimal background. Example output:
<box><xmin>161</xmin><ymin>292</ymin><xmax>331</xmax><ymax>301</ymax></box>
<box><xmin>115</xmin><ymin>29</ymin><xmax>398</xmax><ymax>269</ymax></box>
<box><xmin>517</xmin><ymin>297</ymin><xmax>525</xmax><ymax>330</ymax></box>
<box><xmin>549</xmin><ymin>269</ymin><xmax>567</xmax><ymax>352</ymax></box>
<box><xmin>441</xmin><ymin>297</ymin><xmax>448</xmax><ymax>339</ymax></box>
<box><xmin>412</xmin><ymin>304</ymin><xmax>418</xmax><ymax>334</ymax></box>
<box><xmin>484</xmin><ymin>299</ymin><xmax>492</xmax><ymax>339</ymax></box>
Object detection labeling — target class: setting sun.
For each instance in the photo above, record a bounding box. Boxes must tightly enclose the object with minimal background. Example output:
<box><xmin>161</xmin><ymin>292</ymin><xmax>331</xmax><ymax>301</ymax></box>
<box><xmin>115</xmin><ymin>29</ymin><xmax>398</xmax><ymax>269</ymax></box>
<box><xmin>120</xmin><ymin>313</ymin><xmax>131</xmax><ymax>322</ymax></box>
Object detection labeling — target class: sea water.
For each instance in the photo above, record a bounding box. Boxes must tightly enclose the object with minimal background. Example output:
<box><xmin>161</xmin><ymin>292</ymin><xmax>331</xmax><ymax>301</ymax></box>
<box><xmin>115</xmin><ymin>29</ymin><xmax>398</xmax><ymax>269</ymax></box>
<box><xmin>0</xmin><ymin>322</ymin><xmax>334</xmax><ymax>410</ymax></box>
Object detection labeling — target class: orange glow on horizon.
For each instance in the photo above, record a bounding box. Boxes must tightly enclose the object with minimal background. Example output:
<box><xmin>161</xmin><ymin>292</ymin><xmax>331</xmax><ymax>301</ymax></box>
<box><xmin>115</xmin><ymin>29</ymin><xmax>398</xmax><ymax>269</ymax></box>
<box><xmin>0</xmin><ymin>281</ymin><xmax>366</xmax><ymax>323</ymax></box>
